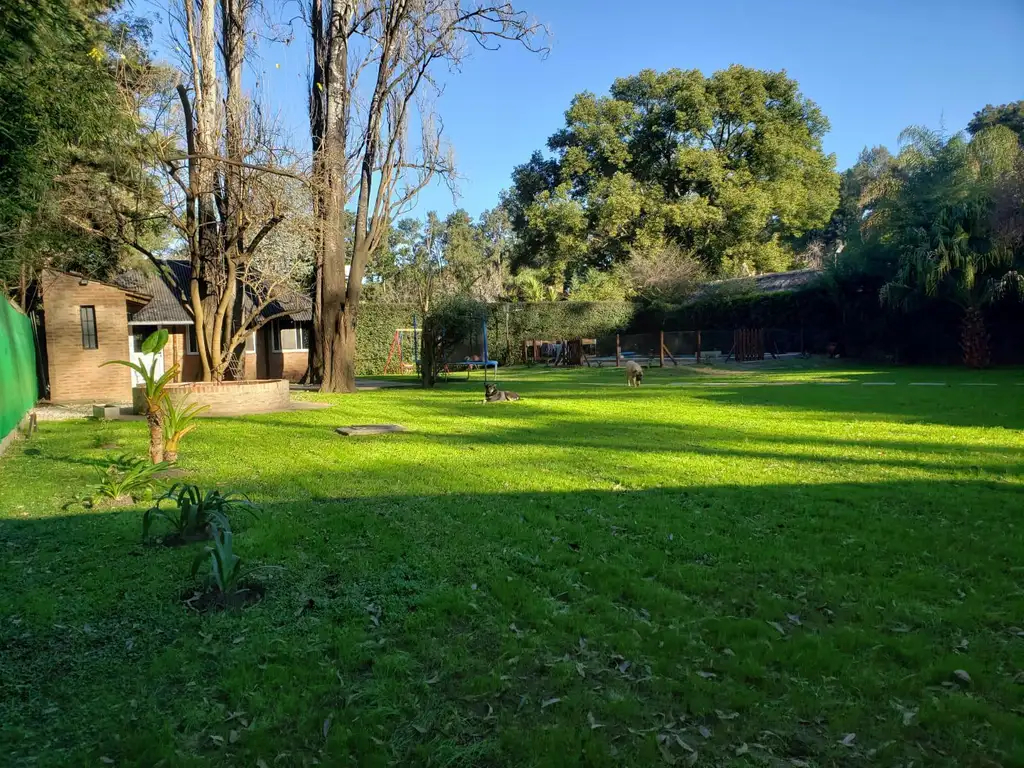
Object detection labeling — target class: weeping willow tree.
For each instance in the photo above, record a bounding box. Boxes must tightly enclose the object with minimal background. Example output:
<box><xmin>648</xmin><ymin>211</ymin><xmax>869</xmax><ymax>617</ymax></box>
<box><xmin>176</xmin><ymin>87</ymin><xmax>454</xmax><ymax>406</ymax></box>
<box><xmin>867</xmin><ymin>125</ymin><xmax>1024</xmax><ymax>367</ymax></box>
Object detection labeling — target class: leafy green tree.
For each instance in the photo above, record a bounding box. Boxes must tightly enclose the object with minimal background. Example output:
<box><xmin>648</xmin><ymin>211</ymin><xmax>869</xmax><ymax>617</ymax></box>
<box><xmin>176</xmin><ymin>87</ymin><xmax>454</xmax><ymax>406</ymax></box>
<box><xmin>508</xmin><ymin>66</ymin><xmax>840</xmax><ymax>290</ymax></box>
<box><xmin>967</xmin><ymin>101</ymin><xmax>1024</xmax><ymax>143</ymax></box>
<box><xmin>0</xmin><ymin>2</ymin><xmax>159</xmax><ymax>299</ymax></box>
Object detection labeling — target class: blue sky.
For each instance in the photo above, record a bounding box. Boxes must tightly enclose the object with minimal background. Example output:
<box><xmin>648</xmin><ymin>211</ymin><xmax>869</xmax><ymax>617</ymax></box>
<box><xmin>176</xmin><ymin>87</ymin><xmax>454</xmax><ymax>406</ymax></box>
<box><xmin>149</xmin><ymin>0</ymin><xmax>1023</xmax><ymax>220</ymax></box>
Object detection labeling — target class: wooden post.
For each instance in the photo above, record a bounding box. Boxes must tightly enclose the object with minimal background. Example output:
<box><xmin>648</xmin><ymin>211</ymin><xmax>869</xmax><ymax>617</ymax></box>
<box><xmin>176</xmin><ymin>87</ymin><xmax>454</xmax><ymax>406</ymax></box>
<box><xmin>696</xmin><ymin>330</ymin><xmax>702</xmax><ymax>363</ymax></box>
<box><xmin>615</xmin><ymin>334</ymin><xmax>622</xmax><ymax>367</ymax></box>
<box><xmin>659</xmin><ymin>330</ymin><xmax>665</xmax><ymax>368</ymax></box>
<box><xmin>533</xmin><ymin>339</ymin><xmax>539</xmax><ymax>363</ymax></box>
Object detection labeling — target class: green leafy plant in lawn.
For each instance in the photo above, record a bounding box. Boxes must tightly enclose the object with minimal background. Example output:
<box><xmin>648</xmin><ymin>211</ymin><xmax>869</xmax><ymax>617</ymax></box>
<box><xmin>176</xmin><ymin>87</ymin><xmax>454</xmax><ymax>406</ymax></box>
<box><xmin>101</xmin><ymin>329</ymin><xmax>179</xmax><ymax>463</ymax></box>
<box><xmin>161</xmin><ymin>397</ymin><xmax>209</xmax><ymax>463</ymax></box>
<box><xmin>65</xmin><ymin>454</ymin><xmax>170</xmax><ymax>508</ymax></box>
<box><xmin>143</xmin><ymin>483</ymin><xmax>256</xmax><ymax>542</ymax></box>
<box><xmin>191</xmin><ymin>527</ymin><xmax>279</xmax><ymax>604</ymax></box>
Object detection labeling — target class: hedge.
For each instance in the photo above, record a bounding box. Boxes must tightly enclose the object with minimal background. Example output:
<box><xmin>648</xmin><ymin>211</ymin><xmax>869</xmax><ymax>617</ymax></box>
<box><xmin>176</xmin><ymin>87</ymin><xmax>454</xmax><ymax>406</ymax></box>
<box><xmin>360</xmin><ymin>301</ymin><xmax>636</xmax><ymax>373</ymax></box>
<box><xmin>358</xmin><ymin>287</ymin><xmax>1024</xmax><ymax>370</ymax></box>
<box><xmin>353</xmin><ymin>303</ymin><xmax>418</xmax><ymax>375</ymax></box>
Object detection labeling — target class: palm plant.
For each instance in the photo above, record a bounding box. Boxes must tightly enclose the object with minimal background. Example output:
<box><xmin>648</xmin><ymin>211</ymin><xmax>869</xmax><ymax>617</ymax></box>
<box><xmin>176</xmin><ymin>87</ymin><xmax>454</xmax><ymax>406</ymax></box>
<box><xmin>875</xmin><ymin>126</ymin><xmax>1024</xmax><ymax>366</ymax></box>
<box><xmin>143</xmin><ymin>483</ymin><xmax>256</xmax><ymax>541</ymax></box>
<box><xmin>161</xmin><ymin>397</ymin><xmax>208</xmax><ymax>463</ymax></box>
<box><xmin>101</xmin><ymin>329</ymin><xmax>178</xmax><ymax>462</ymax></box>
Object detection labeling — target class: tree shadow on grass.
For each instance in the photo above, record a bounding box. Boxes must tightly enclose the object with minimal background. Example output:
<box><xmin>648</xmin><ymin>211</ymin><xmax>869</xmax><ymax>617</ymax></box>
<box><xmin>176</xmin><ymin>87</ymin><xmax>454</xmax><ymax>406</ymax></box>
<box><xmin>1</xmin><ymin>479</ymin><xmax>1021</xmax><ymax>766</ymax></box>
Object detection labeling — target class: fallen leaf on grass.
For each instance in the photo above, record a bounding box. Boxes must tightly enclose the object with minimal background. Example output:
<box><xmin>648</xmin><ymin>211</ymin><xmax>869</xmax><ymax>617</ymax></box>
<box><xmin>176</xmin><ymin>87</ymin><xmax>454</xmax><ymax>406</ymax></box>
<box><xmin>735</xmin><ymin>743</ymin><xmax>749</xmax><ymax>756</ymax></box>
<box><xmin>229</xmin><ymin>730</ymin><xmax>239</xmax><ymax>744</ymax></box>
<box><xmin>953</xmin><ymin>669</ymin><xmax>972</xmax><ymax>685</ymax></box>
<box><xmin>786</xmin><ymin>613</ymin><xmax>802</xmax><ymax>626</ymax></box>
<box><xmin>674</xmin><ymin>735</ymin><xmax>695</xmax><ymax>753</ymax></box>
<box><xmin>698</xmin><ymin>725</ymin><xmax>712</xmax><ymax>739</ymax></box>
<box><xmin>541</xmin><ymin>697</ymin><xmax>561</xmax><ymax>709</ymax></box>
<box><xmin>100</xmin><ymin>759</ymin><xmax>114</xmax><ymax>765</ymax></box>
<box><xmin>411</xmin><ymin>723</ymin><xmax>428</xmax><ymax>734</ymax></box>
<box><xmin>767</xmin><ymin>621</ymin><xmax>786</xmax><ymax>635</ymax></box>
<box><xmin>424</xmin><ymin>673</ymin><xmax>440</xmax><ymax>684</ymax></box>
<box><xmin>588</xmin><ymin>712</ymin><xmax>604</xmax><ymax>730</ymax></box>
<box><xmin>696</xmin><ymin>670</ymin><xmax>716</xmax><ymax>679</ymax></box>
<box><xmin>322</xmin><ymin>717</ymin><xmax>331</xmax><ymax>739</ymax></box>
<box><xmin>840</xmin><ymin>733</ymin><xmax>856</xmax><ymax>747</ymax></box>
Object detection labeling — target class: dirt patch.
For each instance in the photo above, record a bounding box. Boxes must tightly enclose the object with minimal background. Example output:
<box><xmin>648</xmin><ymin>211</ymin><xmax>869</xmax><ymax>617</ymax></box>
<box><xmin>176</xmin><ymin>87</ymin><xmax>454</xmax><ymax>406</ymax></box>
<box><xmin>153</xmin><ymin>467</ymin><xmax>189</xmax><ymax>479</ymax></box>
<box><xmin>182</xmin><ymin>583</ymin><xmax>265</xmax><ymax>612</ymax></box>
<box><xmin>94</xmin><ymin>495</ymin><xmax>136</xmax><ymax>509</ymax></box>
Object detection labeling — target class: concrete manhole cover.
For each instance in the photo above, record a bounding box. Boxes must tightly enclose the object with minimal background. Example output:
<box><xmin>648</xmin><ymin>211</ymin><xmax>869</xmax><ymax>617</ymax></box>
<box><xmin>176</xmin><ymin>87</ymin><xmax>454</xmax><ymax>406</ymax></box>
<box><xmin>335</xmin><ymin>424</ymin><xmax>408</xmax><ymax>436</ymax></box>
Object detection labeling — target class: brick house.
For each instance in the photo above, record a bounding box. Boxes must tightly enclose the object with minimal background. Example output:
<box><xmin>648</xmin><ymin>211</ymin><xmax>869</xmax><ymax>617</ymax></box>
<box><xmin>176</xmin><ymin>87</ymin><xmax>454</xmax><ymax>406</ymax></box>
<box><xmin>33</xmin><ymin>264</ymin><xmax>312</xmax><ymax>404</ymax></box>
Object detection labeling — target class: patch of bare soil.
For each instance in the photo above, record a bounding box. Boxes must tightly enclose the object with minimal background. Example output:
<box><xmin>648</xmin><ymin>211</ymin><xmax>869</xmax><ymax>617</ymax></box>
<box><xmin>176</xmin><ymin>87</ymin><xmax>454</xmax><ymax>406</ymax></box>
<box><xmin>182</xmin><ymin>583</ymin><xmax>265</xmax><ymax>612</ymax></box>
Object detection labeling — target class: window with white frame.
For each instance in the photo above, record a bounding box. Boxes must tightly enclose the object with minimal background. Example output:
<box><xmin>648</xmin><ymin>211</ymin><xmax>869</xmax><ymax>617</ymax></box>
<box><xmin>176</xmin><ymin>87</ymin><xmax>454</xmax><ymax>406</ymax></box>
<box><xmin>270</xmin><ymin>319</ymin><xmax>309</xmax><ymax>352</ymax></box>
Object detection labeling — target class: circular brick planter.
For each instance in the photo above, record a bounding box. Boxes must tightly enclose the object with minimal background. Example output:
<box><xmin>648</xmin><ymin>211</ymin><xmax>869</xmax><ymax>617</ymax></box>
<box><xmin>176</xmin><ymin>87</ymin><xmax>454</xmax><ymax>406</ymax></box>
<box><xmin>133</xmin><ymin>379</ymin><xmax>290</xmax><ymax>416</ymax></box>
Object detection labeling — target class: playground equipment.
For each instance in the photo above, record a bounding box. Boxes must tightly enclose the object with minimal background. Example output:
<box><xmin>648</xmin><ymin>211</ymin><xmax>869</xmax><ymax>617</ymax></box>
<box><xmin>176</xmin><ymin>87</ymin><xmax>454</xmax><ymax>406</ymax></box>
<box><xmin>383</xmin><ymin>321</ymin><xmax>420</xmax><ymax>375</ymax></box>
<box><xmin>523</xmin><ymin>339</ymin><xmax>596</xmax><ymax>366</ymax></box>
<box><xmin>442</xmin><ymin>316</ymin><xmax>499</xmax><ymax>382</ymax></box>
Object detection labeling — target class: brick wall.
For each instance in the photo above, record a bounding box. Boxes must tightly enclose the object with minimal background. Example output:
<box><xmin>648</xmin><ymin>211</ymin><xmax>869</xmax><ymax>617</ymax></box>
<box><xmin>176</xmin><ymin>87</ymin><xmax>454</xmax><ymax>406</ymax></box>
<box><xmin>262</xmin><ymin>351</ymin><xmax>307</xmax><ymax>382</ymax></box>
<box><xmin>41</xmin><ymin>271</ymin><xmax>132</xmax><ymax>403</ymax></box>
<box><xmin>133</xmin><ymin>379</ymin><xmax>290</xmax><ymax>416</ymax></box>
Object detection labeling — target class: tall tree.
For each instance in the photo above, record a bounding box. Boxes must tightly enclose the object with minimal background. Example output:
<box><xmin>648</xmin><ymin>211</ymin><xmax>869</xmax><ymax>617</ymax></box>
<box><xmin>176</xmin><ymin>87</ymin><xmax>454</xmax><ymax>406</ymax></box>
<box><xmin>306</xmin><ymin>1</ymin><xmax>544</xmax><ymax>392</ymax></box>
<box><xmin>124</xmin><ymin>0</ymin><xmax>307</xmax><ymax>381</ymax></box>
<box><xmin>508</xmin><ymin>66</ymin><xmax>840</xmax><ymax>290</ymax></box>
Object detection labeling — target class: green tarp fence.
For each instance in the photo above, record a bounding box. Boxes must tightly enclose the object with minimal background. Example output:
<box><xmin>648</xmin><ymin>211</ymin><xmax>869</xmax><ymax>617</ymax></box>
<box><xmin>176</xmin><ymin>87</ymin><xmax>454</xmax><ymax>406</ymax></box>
<box><xmin>0</xmin><ymin>297</ymin><xmax>37</xmax><ymax>443</ymax></box>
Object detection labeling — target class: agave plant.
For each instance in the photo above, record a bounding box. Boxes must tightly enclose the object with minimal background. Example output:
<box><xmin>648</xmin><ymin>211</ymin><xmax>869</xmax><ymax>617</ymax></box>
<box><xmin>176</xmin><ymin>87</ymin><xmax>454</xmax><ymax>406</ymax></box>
<box><xmin>162</xmin><ymin>397</ymin><xmax>209</xmax><ymax>463</ymax></box>
<box><xmin>143</xmin><ymin>483</ymin><xmax>256</xmax><ymax>541</ymax></box>
<box><xmin>101</xmin><ymin>329</ymin><xmax>179</xmax><ymax>463</ymax></box>
<box><xmin>191</xmin><ymin>527</ymin><xmax>279</xmax><ymax>598</ymax></box>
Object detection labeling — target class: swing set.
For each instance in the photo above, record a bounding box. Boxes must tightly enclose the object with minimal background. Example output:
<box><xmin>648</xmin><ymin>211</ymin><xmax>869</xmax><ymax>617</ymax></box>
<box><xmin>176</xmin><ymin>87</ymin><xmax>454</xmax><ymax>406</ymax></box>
<box><xmin>382</xmin><ymin>325</ymin><xmax>420</xmax><ymax>375</ymax></box>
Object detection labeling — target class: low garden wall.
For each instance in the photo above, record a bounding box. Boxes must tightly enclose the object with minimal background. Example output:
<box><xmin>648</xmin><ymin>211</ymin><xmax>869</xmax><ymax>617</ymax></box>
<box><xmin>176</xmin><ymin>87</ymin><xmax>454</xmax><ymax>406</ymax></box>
<box><xmin>133</xmin><ymin>379</ymin><xmax>290</xmax><ymax>416</ymax></box>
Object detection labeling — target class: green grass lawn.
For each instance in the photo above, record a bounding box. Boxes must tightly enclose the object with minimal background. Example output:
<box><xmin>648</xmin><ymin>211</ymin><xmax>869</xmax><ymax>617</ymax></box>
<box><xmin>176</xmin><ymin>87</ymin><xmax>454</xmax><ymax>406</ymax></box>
<box><xmin>2</xmin><ymin>362</ymin><xmax>1023</xmax><ymax>766</ymax></box>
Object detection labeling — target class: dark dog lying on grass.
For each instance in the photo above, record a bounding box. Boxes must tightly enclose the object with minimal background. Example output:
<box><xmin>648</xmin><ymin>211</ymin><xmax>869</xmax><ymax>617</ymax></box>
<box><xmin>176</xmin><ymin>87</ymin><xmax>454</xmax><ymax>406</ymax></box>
<box><xmin>484</xmin><ymin>383</ymin><xmax>520</xmax><ymax>402</ymax></box>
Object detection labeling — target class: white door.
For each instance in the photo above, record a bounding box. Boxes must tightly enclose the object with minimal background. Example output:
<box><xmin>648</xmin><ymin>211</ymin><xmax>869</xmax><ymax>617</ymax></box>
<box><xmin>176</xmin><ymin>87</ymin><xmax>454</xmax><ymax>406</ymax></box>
<box><xmin>129</xmin><ymin>329</ymin><xmax>164</xmax><ymax>386</ymax></box>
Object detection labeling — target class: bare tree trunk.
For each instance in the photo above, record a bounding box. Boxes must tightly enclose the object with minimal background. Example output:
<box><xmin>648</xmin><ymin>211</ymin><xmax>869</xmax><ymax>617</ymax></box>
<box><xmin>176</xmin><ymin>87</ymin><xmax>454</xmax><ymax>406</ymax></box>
<box><xmin>314</xmin><ymin>0</ymin><xmax>353</xmax><ymax>392</ymax></box>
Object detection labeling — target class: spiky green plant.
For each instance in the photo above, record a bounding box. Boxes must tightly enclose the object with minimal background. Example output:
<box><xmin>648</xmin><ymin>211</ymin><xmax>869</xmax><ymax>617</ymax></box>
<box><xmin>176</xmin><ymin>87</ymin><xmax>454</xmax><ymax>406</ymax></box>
<box><xmin>191</xmin><ymin>527</ymin><xmax>279</xmax><ymax>598</ymax></box>
<box><xmin>161</xmin><ymin>398</ymin><xmax>208</xmax><ymax>463</ymax></box>
<box><xmin>63</xmin><ymin>454</ymin><xmax>170</xmax><ymax>508</ymax></box>
<box><xmin>143</xmin><ymin>483</ymin><xmax>256</xmax><ymax>541</ymax></box>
